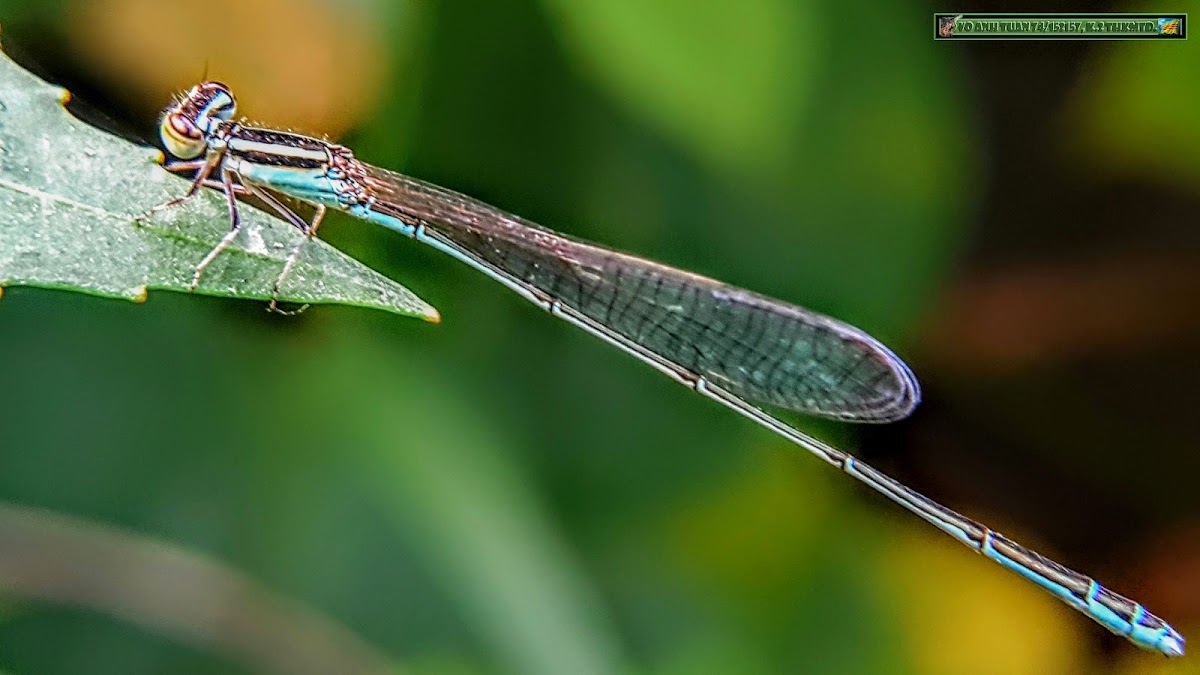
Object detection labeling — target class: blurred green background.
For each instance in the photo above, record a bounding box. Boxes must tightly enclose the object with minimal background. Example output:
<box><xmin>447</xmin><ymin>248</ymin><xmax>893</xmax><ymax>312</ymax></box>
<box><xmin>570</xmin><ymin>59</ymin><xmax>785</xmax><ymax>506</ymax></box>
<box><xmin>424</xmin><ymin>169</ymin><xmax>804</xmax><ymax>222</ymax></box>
<box><xmin>0</xmin><ymin>0</ymin><xmax>1197</xmax><ymax>673</ymax></box>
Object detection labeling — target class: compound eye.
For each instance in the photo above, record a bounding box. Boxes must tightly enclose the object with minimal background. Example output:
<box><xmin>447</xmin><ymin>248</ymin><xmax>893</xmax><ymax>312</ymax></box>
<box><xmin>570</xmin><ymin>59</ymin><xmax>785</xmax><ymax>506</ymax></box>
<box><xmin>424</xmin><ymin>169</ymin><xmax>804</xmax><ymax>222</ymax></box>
<box><xmin>160</xmin><ymin>111</ymin><xmax>206</xmax><ymax>159</ymax></box>
<box><xmin>200</xmin><ymin>81</ymin><xmax>237</xmax><ymax>120</ymax></box>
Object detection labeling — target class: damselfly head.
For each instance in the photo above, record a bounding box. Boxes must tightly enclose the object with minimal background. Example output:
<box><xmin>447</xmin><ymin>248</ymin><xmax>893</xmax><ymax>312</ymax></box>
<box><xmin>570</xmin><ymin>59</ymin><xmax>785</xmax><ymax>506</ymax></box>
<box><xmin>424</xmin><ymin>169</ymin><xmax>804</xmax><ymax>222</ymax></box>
<box><xmin>159</xmin><ymin>81</ymin><xmax>237</xmax><ymax>159</ymax></box>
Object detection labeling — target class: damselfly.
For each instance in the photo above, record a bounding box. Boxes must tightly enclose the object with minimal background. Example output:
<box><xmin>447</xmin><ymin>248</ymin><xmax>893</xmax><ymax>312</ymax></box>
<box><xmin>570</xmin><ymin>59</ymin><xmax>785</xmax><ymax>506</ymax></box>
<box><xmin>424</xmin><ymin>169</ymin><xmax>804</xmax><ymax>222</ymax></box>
<box><xmin>147</xmin><ymin>81</ymin><xmax>1184</xmax><ymax>656</ymax></box>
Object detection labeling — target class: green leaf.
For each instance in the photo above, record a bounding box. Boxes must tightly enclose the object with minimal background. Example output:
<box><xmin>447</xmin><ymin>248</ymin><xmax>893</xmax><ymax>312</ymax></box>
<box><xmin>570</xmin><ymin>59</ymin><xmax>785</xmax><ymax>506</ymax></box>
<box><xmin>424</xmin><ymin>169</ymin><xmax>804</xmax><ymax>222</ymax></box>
<box><xmin>1066</xmin><ymin>30</ymin><xmax>1200</xmax><ymax>186</ymax></box>
<box><xmin>0</xmin><ymin>44</ymin><xmax>439</xmax><ymax>321</ymax></box>
<box><xmin>537</xmin><ymin>0</ymin><xmax>818</xmax><ymax>175</ymax></box>
<box><xmin>305</xmin><ymin>330</ymin><xmax>625</xmax><ymax>675</ymax></box>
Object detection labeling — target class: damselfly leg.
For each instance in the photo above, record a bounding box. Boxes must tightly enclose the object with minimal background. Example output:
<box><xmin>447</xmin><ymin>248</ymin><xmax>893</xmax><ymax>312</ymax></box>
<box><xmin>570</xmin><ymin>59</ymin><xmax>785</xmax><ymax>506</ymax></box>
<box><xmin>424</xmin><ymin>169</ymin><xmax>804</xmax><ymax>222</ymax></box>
<box><xmin>148</xmin><ymin>155</ymin><xmax>325</xmax><ymax>310</ymax></box>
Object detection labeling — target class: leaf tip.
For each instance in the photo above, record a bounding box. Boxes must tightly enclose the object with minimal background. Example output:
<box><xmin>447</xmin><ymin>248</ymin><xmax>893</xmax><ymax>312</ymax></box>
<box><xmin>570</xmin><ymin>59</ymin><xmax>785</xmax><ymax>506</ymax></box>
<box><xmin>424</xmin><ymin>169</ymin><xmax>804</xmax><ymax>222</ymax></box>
<box><xmin>421</xmin><ymin>305</ymin><xmax>441</xmax><ymax>324</ymax></box>
<box><xmin>56</xmin><ymin>86</ymin><xmax>72</xmax><ymax>106</ymax></box>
